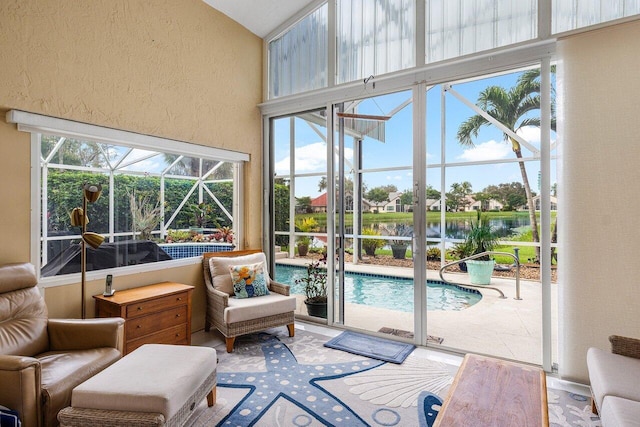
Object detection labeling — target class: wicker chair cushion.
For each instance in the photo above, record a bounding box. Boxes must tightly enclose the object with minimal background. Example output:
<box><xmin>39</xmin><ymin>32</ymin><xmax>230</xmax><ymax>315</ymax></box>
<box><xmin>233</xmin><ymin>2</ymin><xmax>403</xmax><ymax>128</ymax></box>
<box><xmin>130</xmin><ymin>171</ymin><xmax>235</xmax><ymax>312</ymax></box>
<box><xmin>600</xmin><ymin>396</ymin><xmax>640</xmax><ymax>427</ymax></box>
<box><xmin>209</xmin><ymin>253</ymin><xmax>271</xmax><ymax>296</ymax></box>
<box><xmin>587</xmin><ymin>347</ymin><xmax>640</xmax><ymax>410</ymax></box>
<box><xmin>225</xmin><ymin>293</ymin><xmax>296</xmax><ymax>324</ymax></box>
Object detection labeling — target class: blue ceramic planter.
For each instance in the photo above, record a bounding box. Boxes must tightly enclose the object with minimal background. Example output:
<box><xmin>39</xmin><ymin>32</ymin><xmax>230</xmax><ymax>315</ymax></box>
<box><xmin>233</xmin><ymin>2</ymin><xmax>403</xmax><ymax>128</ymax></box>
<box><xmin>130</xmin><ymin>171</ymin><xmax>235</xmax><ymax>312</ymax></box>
<box><xmin>466</xmin><ymin>260</ymin><xmax>495</xmax><ymax>285</ymax></box>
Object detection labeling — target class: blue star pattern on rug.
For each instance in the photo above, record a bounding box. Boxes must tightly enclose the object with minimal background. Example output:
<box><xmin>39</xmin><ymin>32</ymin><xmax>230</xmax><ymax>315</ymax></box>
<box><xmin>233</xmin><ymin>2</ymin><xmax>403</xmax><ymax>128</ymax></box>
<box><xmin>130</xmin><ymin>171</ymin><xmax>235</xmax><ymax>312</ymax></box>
<box><xmin>418</xmin><ymin>392</ymin><xmax>443</xmax><ymax>427</ymax></box>
<box><xmin>217</xmin><ymin>333</ymin><xmax>385</xmax><ymax>426</ymax></box>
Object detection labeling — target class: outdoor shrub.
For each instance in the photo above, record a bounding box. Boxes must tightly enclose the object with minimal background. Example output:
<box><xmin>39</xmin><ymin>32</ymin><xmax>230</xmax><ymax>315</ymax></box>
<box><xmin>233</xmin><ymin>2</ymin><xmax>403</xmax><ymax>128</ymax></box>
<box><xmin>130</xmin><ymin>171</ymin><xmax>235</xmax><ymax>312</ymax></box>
<box><xmin>426</xmin><ymin>246</ymin><xmax>441</xmax><ymax>261</ymax></box>
<box><xmin>361</xmin><ymin>227</ymin><xmax>384</xmax><ymax>256</ymax></box>
<box><xmin>165</xmin><ymin>230</ymin><xmax>192</xmax><ymax>243</ymax></box>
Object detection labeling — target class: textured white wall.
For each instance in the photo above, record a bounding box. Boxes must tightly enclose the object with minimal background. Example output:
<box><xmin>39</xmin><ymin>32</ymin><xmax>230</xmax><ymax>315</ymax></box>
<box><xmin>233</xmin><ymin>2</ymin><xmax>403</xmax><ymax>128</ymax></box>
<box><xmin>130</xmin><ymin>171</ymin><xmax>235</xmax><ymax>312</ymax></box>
<box><xmin>558</xmin><ymin>20</ymin><xmax>640</xmax><ymax>382</ymax></box>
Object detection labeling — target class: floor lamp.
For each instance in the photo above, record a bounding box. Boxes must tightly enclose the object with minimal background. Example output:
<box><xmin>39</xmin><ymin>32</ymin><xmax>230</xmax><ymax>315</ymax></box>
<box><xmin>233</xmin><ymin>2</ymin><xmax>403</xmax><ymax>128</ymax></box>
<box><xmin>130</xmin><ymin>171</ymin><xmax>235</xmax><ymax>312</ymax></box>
<box><xmin>70</xmin><ymin>183</ymin><xmax>105</xmax><ymax>319</ymax></box>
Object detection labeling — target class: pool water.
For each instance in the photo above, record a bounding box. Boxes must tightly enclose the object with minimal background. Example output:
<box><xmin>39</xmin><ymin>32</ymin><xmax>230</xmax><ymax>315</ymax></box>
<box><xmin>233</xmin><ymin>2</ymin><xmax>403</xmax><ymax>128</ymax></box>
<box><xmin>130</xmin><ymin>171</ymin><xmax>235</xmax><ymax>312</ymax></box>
<box><xmin>274</xmin><ymin>264</ymin><xmax>482</xmax><ymax>313</ymax></box>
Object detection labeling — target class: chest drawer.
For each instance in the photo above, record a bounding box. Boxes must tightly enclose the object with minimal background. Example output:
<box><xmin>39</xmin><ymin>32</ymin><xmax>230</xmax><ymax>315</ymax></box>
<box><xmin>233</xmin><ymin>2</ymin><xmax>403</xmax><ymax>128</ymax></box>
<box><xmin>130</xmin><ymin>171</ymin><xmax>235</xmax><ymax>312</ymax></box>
<box><xmin>126</xmin><ymin>305</ymin><xmax>188</xmax><ymax>340</ymax></box>
<box><xmin>126</xmin><ymin>291</ymin><xmax>189</xmax><ymax>318</ymax></box>
<box><xmin>94</xmin><ymin>282</ymin><xmax>193</xmax><ymax>355</ymax></box>
<box><xmin>126</xmin><ymin>324</ymin><xmax>189</xmax><ymax>354</ymax></box>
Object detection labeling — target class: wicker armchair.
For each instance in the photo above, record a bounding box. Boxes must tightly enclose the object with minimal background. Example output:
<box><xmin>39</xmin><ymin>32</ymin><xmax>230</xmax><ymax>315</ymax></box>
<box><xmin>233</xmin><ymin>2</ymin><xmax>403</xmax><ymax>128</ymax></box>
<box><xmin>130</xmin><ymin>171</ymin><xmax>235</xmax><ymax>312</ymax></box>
<box><xmin>587</xmin><ymin>335</ymin><xmax>640</xmax><ymax>417</ymax></box>
<box><xmin>202</xmin><ymin>250</ymin><xmax>296</xmax><ymax>352</ymax></box>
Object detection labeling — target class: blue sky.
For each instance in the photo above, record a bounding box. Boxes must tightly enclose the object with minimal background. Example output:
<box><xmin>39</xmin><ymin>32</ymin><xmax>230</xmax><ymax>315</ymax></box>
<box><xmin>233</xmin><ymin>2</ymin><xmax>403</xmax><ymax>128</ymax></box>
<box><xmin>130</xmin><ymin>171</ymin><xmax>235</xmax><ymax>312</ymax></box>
<box><xmin>274</xmin><ymin>68</ymin><xmax>556</xmax><ymax>200</ymax></box>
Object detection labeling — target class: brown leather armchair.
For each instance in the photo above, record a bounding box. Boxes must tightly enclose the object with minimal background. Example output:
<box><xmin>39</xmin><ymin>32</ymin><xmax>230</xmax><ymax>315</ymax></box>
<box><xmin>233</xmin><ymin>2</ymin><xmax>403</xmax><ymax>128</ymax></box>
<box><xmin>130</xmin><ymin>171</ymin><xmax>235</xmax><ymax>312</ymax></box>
<box><xmin>0</xmin><ymin>263</ymin><xmax>125</xmax><ymax>427</ymax></box>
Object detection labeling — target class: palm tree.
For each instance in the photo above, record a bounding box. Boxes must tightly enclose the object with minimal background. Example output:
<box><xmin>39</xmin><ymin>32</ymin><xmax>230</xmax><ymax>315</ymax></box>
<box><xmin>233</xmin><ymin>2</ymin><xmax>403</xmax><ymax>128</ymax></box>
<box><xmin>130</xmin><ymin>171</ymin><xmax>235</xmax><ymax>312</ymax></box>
<box><xmin>456</xmin><ymin>68</ymin><xmax>555</xmax><ymax>262</ymax></box>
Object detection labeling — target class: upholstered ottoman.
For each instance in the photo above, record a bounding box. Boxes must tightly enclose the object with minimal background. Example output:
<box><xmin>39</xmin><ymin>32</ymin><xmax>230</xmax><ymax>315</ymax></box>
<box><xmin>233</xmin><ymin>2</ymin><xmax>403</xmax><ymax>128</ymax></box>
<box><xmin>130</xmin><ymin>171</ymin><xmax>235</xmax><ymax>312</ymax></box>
<box><xmin>58</xmin><ymin>344</ymin><xmax>217</xmax><ymax>427</ymax></box>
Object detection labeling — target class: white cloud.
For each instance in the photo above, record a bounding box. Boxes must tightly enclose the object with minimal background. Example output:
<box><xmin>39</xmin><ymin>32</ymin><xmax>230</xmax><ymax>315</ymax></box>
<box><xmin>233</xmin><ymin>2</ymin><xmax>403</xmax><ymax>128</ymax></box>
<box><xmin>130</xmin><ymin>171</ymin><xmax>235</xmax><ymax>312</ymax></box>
<box><xmin>457</xmin><ymin>139</ymin><xmax>512</xmax><ymax>162</ymax></box>
<box><xmin>274</xmin><ymin>142</ymin><xmax>353</xmax><ymax>175</ymax></box>
<box><xmin>517</xmin><ymin>126</ymin><xmax>541</xmax><ymax>144</ymax></box>
<box><xmin>516</xmin><ymin>125</ymin><xmax>557</xmax><ymax>152</ymax></box>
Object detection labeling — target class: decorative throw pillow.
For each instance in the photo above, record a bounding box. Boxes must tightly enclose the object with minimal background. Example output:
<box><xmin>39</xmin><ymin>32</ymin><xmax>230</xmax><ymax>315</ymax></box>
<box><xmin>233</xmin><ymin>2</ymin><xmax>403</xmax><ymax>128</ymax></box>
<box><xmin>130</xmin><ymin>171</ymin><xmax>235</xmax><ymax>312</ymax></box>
<box><xmin>209</xmin><ymin>252</ymin><xmax>271</xmax><ymax>296</ymax></box>
<box><xmin>228</xmin><ymin>262</ymin><xmax>270</xmax><ymax>299</ymax></box>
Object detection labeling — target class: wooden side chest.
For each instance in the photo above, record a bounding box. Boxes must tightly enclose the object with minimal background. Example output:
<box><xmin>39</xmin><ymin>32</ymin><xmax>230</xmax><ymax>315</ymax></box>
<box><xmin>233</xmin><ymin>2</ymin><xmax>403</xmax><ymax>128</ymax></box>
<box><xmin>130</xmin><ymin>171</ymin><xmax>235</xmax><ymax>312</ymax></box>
<box><xmin>94</xmin><ymin>282</ymin><xmax>194</xmax><ymax>355</ymax></box>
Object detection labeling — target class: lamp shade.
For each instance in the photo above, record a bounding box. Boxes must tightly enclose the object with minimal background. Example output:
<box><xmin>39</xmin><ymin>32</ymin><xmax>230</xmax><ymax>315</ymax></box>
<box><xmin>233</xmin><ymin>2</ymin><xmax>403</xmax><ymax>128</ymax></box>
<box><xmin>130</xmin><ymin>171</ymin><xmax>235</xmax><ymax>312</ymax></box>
<box><xmin>69</xmin><ymin>208</ymin><xmax>88</xmax><ymax>227</ymax></box>
<box><xmin>82</xmin><ymin>232</ymin><xmax>105</xmax><ymax>249</ymax></box>
<box><xmin>83</xmin><ymin>183</ymin><xmax>102</xmax><ymax>203</ymax></box>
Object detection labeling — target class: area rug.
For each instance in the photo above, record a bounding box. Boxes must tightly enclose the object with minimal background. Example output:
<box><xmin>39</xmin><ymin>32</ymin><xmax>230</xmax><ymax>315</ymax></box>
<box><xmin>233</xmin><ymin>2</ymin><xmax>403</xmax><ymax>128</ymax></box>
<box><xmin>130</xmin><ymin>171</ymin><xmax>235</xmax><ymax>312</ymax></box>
<box><xmin>324</xmin><ymin>330</ymin><xmax>416</xmax><ymax>364</ymax></box>
<box><xmin>186</xmin><ymin>328</ymin><xmax>601</xmax><ymax>427</ymax></box>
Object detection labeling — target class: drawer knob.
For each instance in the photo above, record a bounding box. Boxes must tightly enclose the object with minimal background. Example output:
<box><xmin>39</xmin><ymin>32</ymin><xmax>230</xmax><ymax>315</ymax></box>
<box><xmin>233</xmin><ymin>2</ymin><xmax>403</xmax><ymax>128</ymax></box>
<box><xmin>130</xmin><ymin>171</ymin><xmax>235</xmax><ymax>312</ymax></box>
<box><xmin>177</xmin><ymin>297</ymin><xmax>182</xmax><ymax>301</ymax></box>
<box><xmin>136</xmin><ymin>325</ymin><xmax>142</xmax><ymax>329</ymax></box>
<box><xmin>137</xmin><ymin>307</ymin><xmax>142</xmax><ymax>311</ymax></box>
<box><xmin>176</xmin><ymin>333</ymin><xmax>181</xmax><ymax>337</ymax></box>
<box><xmin>176</xmin><ymin>314</ymin><xmax>181</xmax><ymax>318</ymax></box>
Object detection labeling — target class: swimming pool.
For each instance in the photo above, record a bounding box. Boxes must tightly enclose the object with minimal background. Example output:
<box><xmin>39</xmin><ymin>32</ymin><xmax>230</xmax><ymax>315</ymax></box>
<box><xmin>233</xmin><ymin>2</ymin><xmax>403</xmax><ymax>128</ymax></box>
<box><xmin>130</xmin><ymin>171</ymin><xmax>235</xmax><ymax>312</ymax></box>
<box><xmin>274</xmin><ymin>264</ymin><xmax>482</xmax><ymax>312</ymax></box>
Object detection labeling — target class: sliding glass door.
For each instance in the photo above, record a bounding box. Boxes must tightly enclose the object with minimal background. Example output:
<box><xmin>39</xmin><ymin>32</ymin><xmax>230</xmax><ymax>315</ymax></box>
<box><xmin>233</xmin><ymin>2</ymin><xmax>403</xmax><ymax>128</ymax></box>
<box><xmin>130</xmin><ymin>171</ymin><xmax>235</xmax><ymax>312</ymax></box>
<box><xmin>421</xmin><ymin>65</ymin><xmax>556</xmax><ymax>366</ymax></box>
<box><xmin>332</xmin><ymin>90</ymin><xmax>415</xmax><ymax>337</ymax></box>
<box><xmin>269</xmin><ymin>63</ymin><xmax>556</xmax><ymax>369</ymax></box>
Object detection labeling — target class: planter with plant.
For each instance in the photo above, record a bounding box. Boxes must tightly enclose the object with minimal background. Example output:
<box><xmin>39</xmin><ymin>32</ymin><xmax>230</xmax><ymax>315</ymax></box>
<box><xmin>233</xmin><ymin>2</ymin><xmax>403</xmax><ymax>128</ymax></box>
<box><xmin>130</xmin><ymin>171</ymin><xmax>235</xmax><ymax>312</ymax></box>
<box><xmin>295</xmin><ymin>217</ymin><xmax>319</xmax><ymax>257</ymax></box>
<box><xmin>361</xmin><ymin>227</ymin><xmax>385</xmax><ymax>257</ymax></box>
<box><xmin>385</xmin><ymin>224</ymin><xmax>413</xmax><ymax>260</ymax></box>
<box><xmin>464</xmin><ymin>211</ymin><xmax>499</xmax><ymax>285</ymax></box>
<box><xmin>296</xmin><ymin>260</ymin><xmax>327</xmax><ymax>318</ymax></box>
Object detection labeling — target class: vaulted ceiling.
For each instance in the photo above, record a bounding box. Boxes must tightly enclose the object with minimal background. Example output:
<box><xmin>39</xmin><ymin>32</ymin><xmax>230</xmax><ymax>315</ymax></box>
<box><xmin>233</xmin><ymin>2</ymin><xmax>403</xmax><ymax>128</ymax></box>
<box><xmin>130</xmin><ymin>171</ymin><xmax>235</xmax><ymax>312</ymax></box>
<box><xmin>203</xmin><ymin>0</ymin><xmax>316</xmax><ymax>38</ymax></box>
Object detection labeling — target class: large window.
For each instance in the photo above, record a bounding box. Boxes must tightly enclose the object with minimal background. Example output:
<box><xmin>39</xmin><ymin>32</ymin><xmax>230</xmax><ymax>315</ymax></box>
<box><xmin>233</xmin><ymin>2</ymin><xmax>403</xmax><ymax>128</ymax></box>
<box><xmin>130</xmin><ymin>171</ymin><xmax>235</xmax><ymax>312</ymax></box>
<box><xmin>337</xmin><ymin>0</ymin><xmax>416</xmax><ymax>84</ymax></box>
<box><xmin>426</xmin><ymin>0</ymin><xmax>537</xmax><ymax>63</ymax></box>
<box><xmin>9</xmin><ymin>111</ymin><xmax>247</xmax><ymax>282</ymax></box>
<box><xmin>268</xmin><ymin>4</ymin><xmax>328</xmax><ymax>99</ymax></box>
<box><xmin>267</xmin><ymin>1</ymin><xmax>639</xmax><ymax>99</ymax></box>
<box><xmin>552</xmin><ymin>0</ymin><xmax>640</xmax><ymax>33</ymax></box>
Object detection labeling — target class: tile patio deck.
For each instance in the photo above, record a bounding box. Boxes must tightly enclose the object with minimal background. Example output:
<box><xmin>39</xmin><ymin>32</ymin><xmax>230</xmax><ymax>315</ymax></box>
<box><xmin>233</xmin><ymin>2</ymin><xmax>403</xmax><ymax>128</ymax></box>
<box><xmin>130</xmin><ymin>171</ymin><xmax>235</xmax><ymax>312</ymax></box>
<box><xmin>276</xmin><ymin>257</ymin><xmax>558</xmax><ymax>367</ymax></box>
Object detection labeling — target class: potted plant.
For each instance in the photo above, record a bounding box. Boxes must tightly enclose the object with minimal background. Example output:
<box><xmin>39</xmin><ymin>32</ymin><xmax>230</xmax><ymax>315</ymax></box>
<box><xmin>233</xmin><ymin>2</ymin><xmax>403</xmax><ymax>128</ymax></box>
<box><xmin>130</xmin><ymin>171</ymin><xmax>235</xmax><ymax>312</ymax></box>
<box><xmin>361</xmin><ymin>227</ymin><xmax>385</xmax><ymax>257</ymax></box>
<box><xmin>295</xmin><ymin>217</ymin><xmax>318</xmax><ymax>257</ymax></box>
<box><xmin>296</xmin><ymin>260</ymin><xmax>327</xmax><ymax>318</ymax></box>
<box><xmin>464</xmin><ymin>211</ymin><xmax>499</xmax><ymax>285</ymax></box>
<box><xmin>385</xmin><ymin>224</ymin><xmax>413</xmax><ymax>260</ymax></box>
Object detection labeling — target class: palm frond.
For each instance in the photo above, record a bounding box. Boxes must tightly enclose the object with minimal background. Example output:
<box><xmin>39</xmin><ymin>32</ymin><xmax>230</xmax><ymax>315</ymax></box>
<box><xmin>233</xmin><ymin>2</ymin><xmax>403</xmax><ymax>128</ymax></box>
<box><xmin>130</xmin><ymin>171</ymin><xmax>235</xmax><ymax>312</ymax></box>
<box><xmin>518</xmin><ymin>117</ymin><xmax>541</xmax><ymax>129</ymax></box>
<box><xmin>457</xmin><ymin>115</ymin><xmax>488</xmax><ymax>146</ymax></box>
<box><xmin>478</xmin><ymin>86</ymin><xmax>510</xmax><ymax>112</ymax></box>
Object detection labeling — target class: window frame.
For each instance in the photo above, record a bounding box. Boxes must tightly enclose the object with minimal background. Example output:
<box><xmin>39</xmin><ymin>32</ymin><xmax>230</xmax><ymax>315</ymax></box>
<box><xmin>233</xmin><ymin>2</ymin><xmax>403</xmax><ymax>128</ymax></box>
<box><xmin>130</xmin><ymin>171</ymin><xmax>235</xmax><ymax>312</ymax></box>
<box><xmin>8</xmin><ymin>110</ymin><xmax>248</xmax><ymax>288</ymax></box>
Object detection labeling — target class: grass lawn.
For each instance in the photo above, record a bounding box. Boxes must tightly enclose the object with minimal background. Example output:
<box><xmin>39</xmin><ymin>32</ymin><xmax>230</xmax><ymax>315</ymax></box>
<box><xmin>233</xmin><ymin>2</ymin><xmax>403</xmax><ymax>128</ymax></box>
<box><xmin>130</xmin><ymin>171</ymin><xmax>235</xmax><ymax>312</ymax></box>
<box><xmin>292</xmin><ymin>210</ymin><xmax>557</xmax><ymax>266</ymax></box>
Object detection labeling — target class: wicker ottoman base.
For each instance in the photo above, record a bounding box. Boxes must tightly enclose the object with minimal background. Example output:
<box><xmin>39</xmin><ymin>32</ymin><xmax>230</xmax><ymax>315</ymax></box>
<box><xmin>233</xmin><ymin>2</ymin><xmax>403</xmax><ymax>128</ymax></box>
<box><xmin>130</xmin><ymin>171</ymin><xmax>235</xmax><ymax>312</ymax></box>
<box><xmin>58</xmin><ymin>344</ymin><xmax>217</xmax><ymax>427</ymax></box>
<box><xmin>58</xmin><ymin>408</ymin><xmax>166</xmax><ymax>427</ymax></box>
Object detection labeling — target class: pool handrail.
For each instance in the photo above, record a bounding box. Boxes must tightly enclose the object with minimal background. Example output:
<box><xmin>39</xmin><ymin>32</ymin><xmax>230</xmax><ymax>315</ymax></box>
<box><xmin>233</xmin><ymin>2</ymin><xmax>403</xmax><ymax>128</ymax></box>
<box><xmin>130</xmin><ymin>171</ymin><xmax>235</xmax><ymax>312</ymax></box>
<box><xmin>438</xmin><ymin>251</ymin><xmax>521</xmax><ymax>300</ymax></box>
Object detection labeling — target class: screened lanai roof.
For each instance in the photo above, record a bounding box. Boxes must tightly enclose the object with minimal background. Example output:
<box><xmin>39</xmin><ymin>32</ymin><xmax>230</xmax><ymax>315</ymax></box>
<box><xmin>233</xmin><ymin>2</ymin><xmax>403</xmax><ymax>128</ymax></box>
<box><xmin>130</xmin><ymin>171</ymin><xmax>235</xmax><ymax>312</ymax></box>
<box><xmin>41</xmin><ymin>135</ymin><xmax>234</xmax><ymax>180</ymax></box>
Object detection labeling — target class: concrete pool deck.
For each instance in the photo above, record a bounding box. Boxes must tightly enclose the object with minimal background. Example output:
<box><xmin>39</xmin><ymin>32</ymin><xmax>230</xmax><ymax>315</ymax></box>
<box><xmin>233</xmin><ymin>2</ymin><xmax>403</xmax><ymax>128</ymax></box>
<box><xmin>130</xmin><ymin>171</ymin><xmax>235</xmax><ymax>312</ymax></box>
<box><xmin>276</xmin><ymin>257</ymin><xmax>558</xmax><ymax>366</ymax></box>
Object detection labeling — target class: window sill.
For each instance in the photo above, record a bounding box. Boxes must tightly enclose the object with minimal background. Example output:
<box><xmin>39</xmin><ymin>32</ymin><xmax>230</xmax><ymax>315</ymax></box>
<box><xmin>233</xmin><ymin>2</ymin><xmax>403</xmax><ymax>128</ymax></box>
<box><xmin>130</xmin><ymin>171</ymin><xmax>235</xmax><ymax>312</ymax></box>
<box><xmin>37</xmin><ymin>257</ymin><xmax>201</xmax><ymax>289</ymax></box>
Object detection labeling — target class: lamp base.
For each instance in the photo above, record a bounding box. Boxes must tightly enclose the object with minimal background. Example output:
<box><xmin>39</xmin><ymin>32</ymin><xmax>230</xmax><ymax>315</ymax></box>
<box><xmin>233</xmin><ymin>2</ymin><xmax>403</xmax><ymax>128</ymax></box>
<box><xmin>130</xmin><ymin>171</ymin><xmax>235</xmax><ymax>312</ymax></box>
<box><xmin>103</xmin><ymin>289</ymin><xmax>116</xmax><ymax>297</ymax></box>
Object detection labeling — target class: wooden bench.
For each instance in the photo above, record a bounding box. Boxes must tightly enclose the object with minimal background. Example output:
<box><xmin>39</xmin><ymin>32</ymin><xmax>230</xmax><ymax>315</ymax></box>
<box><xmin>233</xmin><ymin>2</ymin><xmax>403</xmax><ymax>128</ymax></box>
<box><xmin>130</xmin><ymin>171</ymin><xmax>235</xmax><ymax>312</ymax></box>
<box><xmin>434</xmin><ymin>353</ymin><xmax>549</xmax><ymax>427</ymax></box>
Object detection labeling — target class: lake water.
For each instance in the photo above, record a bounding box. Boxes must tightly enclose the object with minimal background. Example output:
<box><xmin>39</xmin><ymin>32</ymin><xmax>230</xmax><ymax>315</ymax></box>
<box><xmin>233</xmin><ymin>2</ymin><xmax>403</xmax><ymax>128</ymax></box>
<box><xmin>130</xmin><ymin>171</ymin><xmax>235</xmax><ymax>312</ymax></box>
<box><xmin>313</xmin><ymin>215</ymin><xmax>531</xmax><ymax>240</ymax></box>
